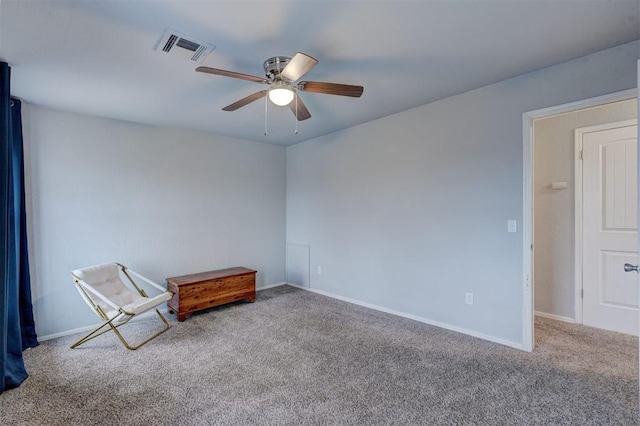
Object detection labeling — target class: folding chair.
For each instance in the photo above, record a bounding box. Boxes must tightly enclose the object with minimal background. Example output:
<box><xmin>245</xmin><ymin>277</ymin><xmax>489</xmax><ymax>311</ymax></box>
<box><xmin>70</xmin><ymin>262</ymin><xmax>173</xmax><ymax>350</ymax></box>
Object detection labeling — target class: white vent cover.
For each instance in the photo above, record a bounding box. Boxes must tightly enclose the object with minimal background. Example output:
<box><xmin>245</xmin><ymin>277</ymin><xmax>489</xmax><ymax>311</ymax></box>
<box><xmin>153</xmin><ymin>29</ymin><xmax>215</xmax><ymax>63</ymax></box>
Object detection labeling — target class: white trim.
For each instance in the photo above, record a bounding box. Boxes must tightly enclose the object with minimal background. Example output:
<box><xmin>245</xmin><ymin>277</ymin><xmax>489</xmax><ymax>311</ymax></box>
<box><xmin>38</xmin><ymin>307</ymin><xmax>167</xmax><ymax>342</ymax></box>
<box><xmin>574</xmin><ymin>119</ymin><xmax>638</xmax><ymax>325</ymax></box>
<box><xmin>522</xmin><ymin>88</ymin><xmax>638</xmax><ymax>353</ymax></box>
<box><xmin>574</xmin><ymin>119</ymin><xmax>638</xmax><ymax>134</ymax></box>
<box><xmin>534</xmin><ymin>311</ymin><xmax>576</xmax><ymax>324</ymax></box>
<box><xmin>574</xmin><ymin>130</ymin><xmax>584</xmax><ymax>325</ymax></box>
<box><xmin>39</xmin><ymin>282</ymin><xmax>289</xmax><ymax>341</ymax></box>
<box><xmin>522</xmin><ymin>113</ymin><xmax>534</xmax><ymax>352</ymax></box>
<box><xmin>257</xmin><ymin>282</ymin><xmax>287</xmax><ymax>291</ymax></box>
<box><xmin>287</xmin><ymin>284</ymin><xmax>525</xmax><ymax>351</ymax></box>
<box><xmin>39</xmin><ymin>324</ymin><xmax>105</xmax><ymax>342</ymax></box>
<box><xmin>524</xmin><ymin>89</ymin><xmax>637</xmax><ymax>121</ymax></box>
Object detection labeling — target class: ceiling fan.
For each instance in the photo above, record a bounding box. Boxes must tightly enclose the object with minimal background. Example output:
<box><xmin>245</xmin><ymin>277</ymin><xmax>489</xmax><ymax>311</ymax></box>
<box><xmin>196</xmin><ymin>52</ymin><xmax>364</xmax><ymax>121</ymax></box>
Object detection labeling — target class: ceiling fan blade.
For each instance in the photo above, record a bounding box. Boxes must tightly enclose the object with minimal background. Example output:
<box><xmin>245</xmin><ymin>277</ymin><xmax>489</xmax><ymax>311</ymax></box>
<box><xmin>196</xmin><ymin>66</ymin><xmax>268</xmax><ymax>84</ymax></box>
<box><xmin>280</xmin><ymin>52</ymin><xmax>318</xmax><ymax>82</ymax></box>
<box><xmin>298</xmin><ymin>81</ymin><xmax>364</xmax><ymax>98</ymax></box>
<box><xmin>222</xmin><ymin>90</ymin><xmax>268</xmax><ymax>111</ymax></box>
<box><xmin>289</xmin><ymin>94</ymin><xmax>311</xmax><ymax>121</ymax></box>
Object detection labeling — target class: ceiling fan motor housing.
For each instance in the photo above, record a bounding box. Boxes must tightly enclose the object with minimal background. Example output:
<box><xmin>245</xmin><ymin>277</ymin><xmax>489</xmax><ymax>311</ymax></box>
<box><xmin>264</xmin><ymin>56</ymin><xmax>291</xmax><ymax>80</ymax></box>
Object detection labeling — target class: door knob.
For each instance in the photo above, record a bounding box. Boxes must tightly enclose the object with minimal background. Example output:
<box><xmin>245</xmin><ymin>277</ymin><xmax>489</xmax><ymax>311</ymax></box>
<box><xmin>624</xmin><ymin>263</ymin><xmax>638</xmax><ymax>272</ymax></box>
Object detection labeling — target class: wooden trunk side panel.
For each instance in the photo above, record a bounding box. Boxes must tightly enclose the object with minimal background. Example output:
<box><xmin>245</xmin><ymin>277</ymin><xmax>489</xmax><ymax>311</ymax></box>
<box><xmin>167</xmin><ymin>282</ymin><xmax>180</xmax><ymax>312</ymax></box>
<box><xmin>167</xmin><ymin>272</ymin><xmax>256</xmax><ymax>320</ymax></box>
<box><xmin>179</xmin><ymin>277</ymin><xmax>252</xmax><ymax>308</ymax></box>
<box><xmin>179</xmin><ymin>290</ymin><xmax>255</xmax><ymax>314</ymax></box>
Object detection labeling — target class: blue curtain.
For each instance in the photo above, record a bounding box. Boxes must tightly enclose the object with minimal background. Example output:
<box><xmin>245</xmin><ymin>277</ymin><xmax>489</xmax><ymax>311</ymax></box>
<box><xmin>1</xmin><ymin>62</ymin><xmax>38</xmax><ymax>394</ymax></box>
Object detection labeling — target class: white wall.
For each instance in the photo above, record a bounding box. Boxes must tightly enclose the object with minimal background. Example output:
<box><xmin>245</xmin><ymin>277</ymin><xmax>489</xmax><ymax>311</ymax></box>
<box><xmin>23</xmin><ymin>106</ymin><xmax>286</xmax><ymax>337</ymax></box>
<box><xmin>533</xmin><ymin>100</ymin><xmax>637</xmax><ymax>320</ymax></box>
<box><xmin>286</xmin><ymin>41</ymin><xmax>640</xmax><ymax>347</ymax></box>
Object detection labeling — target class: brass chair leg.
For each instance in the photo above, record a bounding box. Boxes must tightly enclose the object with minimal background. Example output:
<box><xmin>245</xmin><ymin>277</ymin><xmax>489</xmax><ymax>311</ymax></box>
<box><xmin>109</xmin><ymin>310</ymin><xmax>171</xmax><ymax>350</ymax></box>
<box><xmin>70</xmin><ymin>310</ymin><xmax>171</xmax><ymax>350</ymax></box>
<box><xmin>70</xmin><ymin>321</ymin><xmax>113</xmax><ymax>349</ymax></box>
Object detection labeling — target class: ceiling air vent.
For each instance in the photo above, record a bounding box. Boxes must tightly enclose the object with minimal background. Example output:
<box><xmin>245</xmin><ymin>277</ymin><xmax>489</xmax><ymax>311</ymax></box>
<box><xmin>153</xmin><ymin>29</ymin><xmax>215</xmax><ymax>63</ymax></box>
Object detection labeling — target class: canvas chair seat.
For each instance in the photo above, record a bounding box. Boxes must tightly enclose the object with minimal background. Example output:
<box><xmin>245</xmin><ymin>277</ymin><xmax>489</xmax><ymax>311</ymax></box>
<box><xmin>71</xmin><ymin>262</ymin><xmax>172</xmax><ymax>350</ymax></box>
<box><xmin>110</xmin><ymin>292</ymin><xmax>172</xmax><ymax>318</ymax></box>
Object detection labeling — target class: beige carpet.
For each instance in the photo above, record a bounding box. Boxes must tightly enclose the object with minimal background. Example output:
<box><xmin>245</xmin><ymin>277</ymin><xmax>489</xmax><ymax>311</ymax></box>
<box><xmin>1</xmin><ymin>285</ymin><xmax>637</xmax><ymax>425</ymax></box>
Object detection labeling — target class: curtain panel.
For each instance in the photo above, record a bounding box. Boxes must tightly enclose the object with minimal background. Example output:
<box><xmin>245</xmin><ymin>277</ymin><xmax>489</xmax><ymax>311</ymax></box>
<box><xmin>1</xmin><ymin>61</ymin><xmax>38</xmax><ymax>394</ymax></box>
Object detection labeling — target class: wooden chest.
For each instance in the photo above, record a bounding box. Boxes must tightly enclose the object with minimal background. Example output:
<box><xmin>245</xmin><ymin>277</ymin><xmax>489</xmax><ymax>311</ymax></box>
<box><xmin>166</xmin><ymin>267</ymin><xmax>256</xmax><ymax>321</ymax></box>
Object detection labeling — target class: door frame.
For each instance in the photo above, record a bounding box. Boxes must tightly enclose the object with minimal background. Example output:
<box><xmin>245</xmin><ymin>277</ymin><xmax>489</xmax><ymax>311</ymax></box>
<box><xmin>522</xmin><ymin>88</ymin><xmax>637</xmax><ymax>352</ymax></box>
<box><xmin>574</xmin><ymin>119</ymin><xmax>638</xmax><ymax>326</ymax></box>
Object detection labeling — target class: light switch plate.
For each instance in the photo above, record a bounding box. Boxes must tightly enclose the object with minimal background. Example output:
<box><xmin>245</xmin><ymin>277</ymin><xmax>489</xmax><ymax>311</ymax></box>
<box><xmin>507</xmin><ymin>220</ymin><xmax>517</xmax><ymax>233</ymax></box>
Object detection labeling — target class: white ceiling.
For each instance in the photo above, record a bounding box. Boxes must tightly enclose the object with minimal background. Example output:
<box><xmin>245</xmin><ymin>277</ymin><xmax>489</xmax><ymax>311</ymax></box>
<box><xmin>1</xmin><ymin>0</ymin><xmax>639</xmax><ymax>146</ymax></box>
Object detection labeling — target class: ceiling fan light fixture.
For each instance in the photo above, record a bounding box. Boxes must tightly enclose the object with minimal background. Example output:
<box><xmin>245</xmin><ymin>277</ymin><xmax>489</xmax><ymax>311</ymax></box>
<box><xmin>268</xmin><ymin>82</ymin><xmax>295</xmax><ymax>106</ymax></box>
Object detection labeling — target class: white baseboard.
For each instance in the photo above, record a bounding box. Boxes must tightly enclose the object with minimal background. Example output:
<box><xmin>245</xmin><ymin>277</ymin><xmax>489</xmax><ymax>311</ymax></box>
<box><xmin>40</xmin><ymin>281</ymin><xmax>527</xmax><ymax>351</ymax></box>
<box><xmin>286</xmin><ymin>284</ymin><xmax>525</xmax><ymax>351</ymax></box>
<box><xmin>39</xmin><ymin>324</ymin><xmax>103</xmax><ymax>342</ymax></box>
<box><xmin>38</xmin><ymin>307</ymin><xmax>169</xmax><ymax>342</ymax></box>
<box><xmin>534</xmin><ymin>311</ymin><xmax>576</xmax><ymax>324</ymax></box>
<box><xmin>39</xmin><ymin>282</ymin><xmax>289</xmax><ymax>342</ymax></box>
<box><xmin>257</xmin><ymin>282</ymin><xmax>287</xmax><ymax>291</ymax></box>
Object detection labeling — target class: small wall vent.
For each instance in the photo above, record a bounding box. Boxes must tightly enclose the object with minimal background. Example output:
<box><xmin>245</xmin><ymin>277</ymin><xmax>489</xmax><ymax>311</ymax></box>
<box><xmin>153</xmin><ymin>29</ymin><xmax>215</xmax><ymax>63</ymax></box>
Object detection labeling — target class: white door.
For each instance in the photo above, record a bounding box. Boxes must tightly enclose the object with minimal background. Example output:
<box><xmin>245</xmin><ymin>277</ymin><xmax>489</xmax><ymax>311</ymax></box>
<box><xmin>582</xmin><ymin>121</ymin><xmax>638</xmax><ymax>336</ymax></box>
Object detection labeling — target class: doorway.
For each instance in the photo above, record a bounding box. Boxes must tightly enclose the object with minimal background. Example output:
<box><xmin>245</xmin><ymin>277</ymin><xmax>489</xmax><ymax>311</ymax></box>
<box><xmin>522</xmin><ymin>89</ymin><xmax>638</xmax><ymax>351</ymax></box>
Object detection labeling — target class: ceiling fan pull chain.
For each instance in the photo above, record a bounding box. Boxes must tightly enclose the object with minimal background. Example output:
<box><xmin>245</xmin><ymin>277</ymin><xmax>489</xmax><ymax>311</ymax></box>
<box><xmin>294</xmin><ymin>94</ymin><xmax>299</xmax><ymax>135</ymax></box>
<box><xmin>264</xmin><ymin>94</ymin><xmax>268</xmax><ymax>137</ymax></box>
